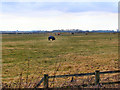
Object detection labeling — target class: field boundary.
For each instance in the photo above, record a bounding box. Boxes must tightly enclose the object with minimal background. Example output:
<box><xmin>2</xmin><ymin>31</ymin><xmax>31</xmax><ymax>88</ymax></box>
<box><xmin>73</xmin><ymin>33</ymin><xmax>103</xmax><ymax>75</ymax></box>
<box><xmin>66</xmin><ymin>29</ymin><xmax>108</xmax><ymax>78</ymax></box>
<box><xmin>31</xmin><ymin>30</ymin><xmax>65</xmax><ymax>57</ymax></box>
<box><xmin>34</xmin><ymin>70</ymin><xmax>120</xmax><ymax>88</ymax></box>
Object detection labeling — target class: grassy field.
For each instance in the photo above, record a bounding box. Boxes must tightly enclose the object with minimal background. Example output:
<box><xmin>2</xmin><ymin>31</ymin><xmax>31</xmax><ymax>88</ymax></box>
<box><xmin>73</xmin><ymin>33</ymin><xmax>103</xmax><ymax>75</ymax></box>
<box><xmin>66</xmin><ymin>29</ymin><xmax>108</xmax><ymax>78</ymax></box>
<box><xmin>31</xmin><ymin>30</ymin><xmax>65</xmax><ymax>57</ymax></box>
<box><xmin>2</xmin><ymin>32</ymin><xmax>118</xmax><ymax>87</ymax></box>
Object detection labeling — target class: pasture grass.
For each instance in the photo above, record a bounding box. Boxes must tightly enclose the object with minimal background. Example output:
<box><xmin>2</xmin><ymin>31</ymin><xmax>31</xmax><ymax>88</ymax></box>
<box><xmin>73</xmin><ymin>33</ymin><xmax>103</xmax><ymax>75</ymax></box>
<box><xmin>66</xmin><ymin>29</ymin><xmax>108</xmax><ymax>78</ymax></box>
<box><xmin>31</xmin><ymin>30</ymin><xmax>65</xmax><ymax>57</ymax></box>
<box><xmin>2</xmin><ymin>33</ymin><xmax>118</xmax><ymax>86</ymax></box>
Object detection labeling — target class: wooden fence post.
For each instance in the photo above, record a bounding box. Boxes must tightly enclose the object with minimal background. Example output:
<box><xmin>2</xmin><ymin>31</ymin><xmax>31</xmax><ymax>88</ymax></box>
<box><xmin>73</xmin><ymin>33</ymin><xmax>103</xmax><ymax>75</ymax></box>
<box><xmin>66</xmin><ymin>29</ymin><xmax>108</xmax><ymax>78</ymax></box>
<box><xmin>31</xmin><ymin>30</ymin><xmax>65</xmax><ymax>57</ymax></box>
<box><xmin>95</xmin><ymin>70</ymin><xmax>100</xmax><ymax>85</ymax></box>
<box><xmin>44</xmin><ymin>74</ymin><xmax>49</xmax><ymax>88</ymax></box>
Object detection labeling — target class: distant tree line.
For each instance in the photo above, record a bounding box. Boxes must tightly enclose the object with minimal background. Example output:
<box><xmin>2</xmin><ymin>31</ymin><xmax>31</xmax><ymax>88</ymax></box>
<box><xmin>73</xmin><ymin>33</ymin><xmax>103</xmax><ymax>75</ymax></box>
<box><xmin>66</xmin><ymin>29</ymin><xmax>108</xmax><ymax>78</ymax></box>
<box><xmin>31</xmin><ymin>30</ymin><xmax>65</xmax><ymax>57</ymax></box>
<box><xmin>0</xmin><ymin>29</ymin><xmax>119</xmax><ymax>34</ymax></box>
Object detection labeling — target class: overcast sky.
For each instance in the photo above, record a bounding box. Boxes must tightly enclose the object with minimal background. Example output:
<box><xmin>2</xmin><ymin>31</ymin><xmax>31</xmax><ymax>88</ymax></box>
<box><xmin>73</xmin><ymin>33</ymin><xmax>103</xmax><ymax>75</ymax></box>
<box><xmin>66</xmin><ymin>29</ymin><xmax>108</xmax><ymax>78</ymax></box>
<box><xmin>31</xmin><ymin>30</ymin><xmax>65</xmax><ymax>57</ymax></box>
<box><xmin>0</xmin><ymin>1</ymin><xmax>118</xmax><ymax>31</ymax></box>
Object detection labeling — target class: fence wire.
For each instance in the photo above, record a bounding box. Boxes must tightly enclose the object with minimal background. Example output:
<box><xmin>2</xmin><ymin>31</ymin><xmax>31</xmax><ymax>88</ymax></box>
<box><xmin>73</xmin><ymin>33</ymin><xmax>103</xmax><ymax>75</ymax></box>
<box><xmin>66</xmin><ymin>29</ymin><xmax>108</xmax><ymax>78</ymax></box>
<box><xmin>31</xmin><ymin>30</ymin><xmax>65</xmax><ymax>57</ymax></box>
<box><xmin>46</xmin><ymin>73</ymin><xmax>120</xmax><ymax>88</ymax></box>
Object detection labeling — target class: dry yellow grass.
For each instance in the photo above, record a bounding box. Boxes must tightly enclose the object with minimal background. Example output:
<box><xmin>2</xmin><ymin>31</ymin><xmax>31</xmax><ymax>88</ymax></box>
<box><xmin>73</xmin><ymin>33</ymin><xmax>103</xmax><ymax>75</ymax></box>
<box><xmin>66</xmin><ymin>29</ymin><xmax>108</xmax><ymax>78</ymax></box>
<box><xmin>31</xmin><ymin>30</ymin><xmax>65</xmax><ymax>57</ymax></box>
<box><xmin>2</xmin><ymin>33</ymin><xmax>119</xmax><ymax>87</ymax></box>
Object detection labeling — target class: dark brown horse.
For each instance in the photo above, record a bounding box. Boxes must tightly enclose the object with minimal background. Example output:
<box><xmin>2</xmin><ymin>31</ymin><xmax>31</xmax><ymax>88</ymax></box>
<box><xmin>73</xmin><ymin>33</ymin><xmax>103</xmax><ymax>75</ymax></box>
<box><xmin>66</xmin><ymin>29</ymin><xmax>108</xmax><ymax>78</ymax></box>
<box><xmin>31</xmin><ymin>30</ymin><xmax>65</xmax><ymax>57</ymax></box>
<box><xmin>48</xmin><ymin>36</ymin><xmax>55</xmax><ymax>41</ymax></box>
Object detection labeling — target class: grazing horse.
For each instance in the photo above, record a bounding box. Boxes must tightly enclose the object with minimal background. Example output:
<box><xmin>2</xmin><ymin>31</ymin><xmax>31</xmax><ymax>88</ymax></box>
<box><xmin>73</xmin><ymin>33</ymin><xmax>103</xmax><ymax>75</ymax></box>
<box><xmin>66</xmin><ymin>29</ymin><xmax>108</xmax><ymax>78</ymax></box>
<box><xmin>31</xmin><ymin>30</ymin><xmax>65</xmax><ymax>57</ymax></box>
<box><xmin>58</xmin><ymin>33</ymin><xmax>60</xmax><ymax>35</ymax></box>
<box><xmin>71</xmin><ymin>32</ymin><xmax>74</xmax><ymax>35</ymax></box>
<box><xmin>48</xmin><ymin>36</ymin><xmax>55</xmax><ymax>41</ymax></box>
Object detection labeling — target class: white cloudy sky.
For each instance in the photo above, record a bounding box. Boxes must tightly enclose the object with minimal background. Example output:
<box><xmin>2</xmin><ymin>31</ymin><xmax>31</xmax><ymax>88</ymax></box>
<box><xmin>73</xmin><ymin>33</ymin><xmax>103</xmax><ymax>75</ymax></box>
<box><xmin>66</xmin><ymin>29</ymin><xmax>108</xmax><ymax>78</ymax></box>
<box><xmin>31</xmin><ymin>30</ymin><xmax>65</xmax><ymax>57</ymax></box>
<box><xmin>0</xmin><ymin>0</ymin><xmax>119</xmax><ymax>31</ymax></box>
